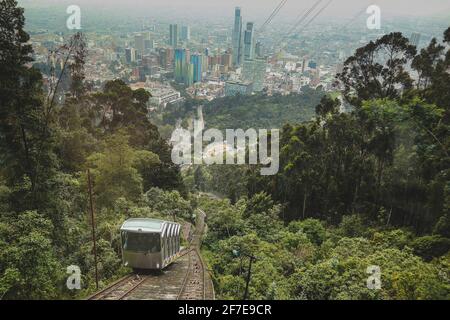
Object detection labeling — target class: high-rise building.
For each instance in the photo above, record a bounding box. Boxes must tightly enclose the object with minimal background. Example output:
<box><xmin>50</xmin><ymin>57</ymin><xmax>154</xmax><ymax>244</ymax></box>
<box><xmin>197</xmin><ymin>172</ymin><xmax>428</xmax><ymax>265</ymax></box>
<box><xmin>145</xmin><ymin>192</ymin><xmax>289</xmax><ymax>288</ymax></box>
<box><xmin>185</xmin><ymin>48</ymin><xmax>191</xmax><ymax>66</ymax></box>
<box><xmin>169</xmin><ymin>24</ymin><xmax>178</xmax><ymax>47</ymax></box>
<box><xmin>202</xmin><ymin>55</ymin><xmax>209</xmax><ymax>75</ymax></box>
<box><xmin>174</xmin><ymin>48</ymin><xmax>196</xmax><ymax>86</ymax></box>
<box><xmin>132</xmin><ymin>67</ymin><xmax>140</xmax><ymax>79</ymax></box>
<box><xmin>221</xmin><ymin>52</ymin><xmax>232</xmax><ymax>69</ymax></box>
<box><xmin>138</xmin><ymin>65</ymin><xmax>147</xmax><ymax>82</ymax></box>
<box><xmin>242</xmin><ymin>58</ymin><xmax>267</xmax><ymax>92</ymax></box>
<box><xmin>166</xmin><ymin>48</ymin><xmax>174</xmax><ymax>67</ymax></box>
<box><xmin>158</xmin><ymin>48</ymin><xmax>174</xmax><ymax>69</ymax></box>
<box><xmin>174</xmin><ymin>48</ymin><xmax>186</xmax><ymax>83</ymax></box>
<box><xmin>181</xmin><ymin>26</ymin><xmax>191</xmax><ymax>41</ymax></box>
<box><xmin>134</xmin><ymin>34</ymin><xmax>145</xmax><ymax>57</ymax></box>
<box><xmin>142</xmin><ymin>54</ymin><xmax>159</xmax><ymax>78</ymax></box>
<box><xmin>255</xmin><ymin>41</ymin><xmax>263</xmax><ymax>58</ymax></box>
<box><xmin>190</xmin><ymin>53</ymin><xmax>202</xmax><ymax>83</ymax></box>
<box><xmin>232</xmin><ymin>7</ymin><xmax>243</xmax><ymax>67</ymax></box>
<box><xmin>125</xmin><ymin>47</ymin><xmax>136</xmax><ymax>64</ymax></box>
<box><xmin>185</xmin><ymin>63</ymin><xmax>194</xmax><ymax>87</ymax></box>
<box><xmin>210</xmin><ymin>55</ymin><xmax>220</xmax><ymax>66</ymax></box>
<box><xmin>410</xmin><ymin>32</ymin><xmax>421</xmax><ymax>47</ymax></box>
<box><xmin>243</xmin><ymin>22</ymin><xmax>255</xmax><ymax>61</ymax></box>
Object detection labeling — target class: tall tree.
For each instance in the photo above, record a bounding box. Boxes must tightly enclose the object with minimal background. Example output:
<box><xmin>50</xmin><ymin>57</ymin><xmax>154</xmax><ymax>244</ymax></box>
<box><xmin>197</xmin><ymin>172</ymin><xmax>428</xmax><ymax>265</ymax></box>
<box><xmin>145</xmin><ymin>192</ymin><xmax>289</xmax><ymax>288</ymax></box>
<box><xmin>411</xmin><ymin>38</ymin><xmax>445</xmax><ymax>90</ymax></box>
<box><xmin>337</xmin><ymin>32</ymin><xmax>416</xmax><ymax>107</ymax></box>
<box><xmin>0</xmin><ymin>0</ymin><xmax>58</xmax><ymax>212</ymax></box>
<box><xmin>415</xmin><ymin>28</ymin><xmax>450</xmax><ymax>109</ymax></box>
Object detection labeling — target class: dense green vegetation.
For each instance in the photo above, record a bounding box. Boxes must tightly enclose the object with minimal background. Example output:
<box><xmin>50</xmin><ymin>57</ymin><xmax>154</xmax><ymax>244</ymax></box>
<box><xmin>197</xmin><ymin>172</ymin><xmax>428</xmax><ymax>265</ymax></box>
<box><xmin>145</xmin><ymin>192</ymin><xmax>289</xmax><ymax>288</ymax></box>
<box><xmin>199</xmin><ymin>194</ymin><xmax>449</xmax><ymax>299</ymax></box>
<box><xmin>160</xmin><ymin>87</ymin><xmax>324</xmax><ymax>131</ymax></box>
<box><xmin>0</xmin><ymin>1</ymin><xmax>449</xmax><ymax>300</ymax></box>
<box><xmin>0</xmin><ymin>1</ymin><xmax>189</xmax><ymax>299</ymax></box>
<box><xmin>203</xmin><ymin>88</ymin><xmax>324</xmax><ymax>130</ymax></box>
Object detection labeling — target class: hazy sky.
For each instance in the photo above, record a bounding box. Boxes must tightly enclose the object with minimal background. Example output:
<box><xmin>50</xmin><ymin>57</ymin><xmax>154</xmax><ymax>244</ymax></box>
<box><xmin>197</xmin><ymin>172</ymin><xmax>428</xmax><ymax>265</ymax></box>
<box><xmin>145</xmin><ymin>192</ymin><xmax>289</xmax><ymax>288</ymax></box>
<box><xmin>19</xmin><ymin>0</ymin><xmax>450</xmax><ymax>20</ymax></box>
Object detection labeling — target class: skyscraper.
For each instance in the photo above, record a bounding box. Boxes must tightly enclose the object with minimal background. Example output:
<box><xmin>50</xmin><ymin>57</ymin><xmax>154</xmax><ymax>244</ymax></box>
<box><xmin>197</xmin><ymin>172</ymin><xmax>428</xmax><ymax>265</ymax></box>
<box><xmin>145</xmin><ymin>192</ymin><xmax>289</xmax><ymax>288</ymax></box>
<box><xmin>125</xmin><ymin>47</ymin><xmax>136</xmax><ymax>64</ymax></box>
<box><xmin>242</xmin><ymin>58</ymin><xmax>267</xmax><ymax>92</ymax></box>
<box><xmin>181</xmin><ymin>26</ymin><xmax>191</xmax><ymax>41</ymax></box>
<box><xmin>185</xmin><ymin>63</ymin><xmax>194</xmax><ymax>87</ymax></box>
<box><xmin>134</xmin><ymin>34</ymin><xmax>145</xmax><ymax>57</ymax></box>
<box><xmin>255</xmin><ymin>41</ymin><xmax>263</xmax><ymax>58</ymax></box>
<box><xmin>221</xmin><ymin>52</ymin><xmax>232</xmax><ymax>69</ymax></box>
<box><xmin>169</xmin><ymin>24</ymin><xmax>178</xmax><ymax>47</ymax></box>
<box><xmin>243</xmin><ymin>22</ymin><xmax>255</xmax><ymax>61</ymax></box>
<box><xmin>166</xmin><ymin>48</ymin><xmax>174</xmax><ymax>67</ymax></box>
<box><xmin>232</xmin><ymin>7</ymin><xmax>243</xmax><ymax>67</ymax></box>
<box><xmin>190</xmin><ymin>53</ymin><xmax>202</xmax><ymax>83</ymax></box>
<box><xmin>174</xmin><ymin>48</ymin><xmax>186</xmax><ymax>83</ymax></box>
<box><xmin>174</xmin><ymin>48</ymin><xmax>195</xmax><ymax>86</ymax></box>
<box><xmin>202</xmin><ymin>55</ymin><xmax>209</xmax><ymax>76</ymax></box>
<box><xmin>158</xmin><ymin>48</ymin><xmax>174</xmax><ymax>69</ymax></box>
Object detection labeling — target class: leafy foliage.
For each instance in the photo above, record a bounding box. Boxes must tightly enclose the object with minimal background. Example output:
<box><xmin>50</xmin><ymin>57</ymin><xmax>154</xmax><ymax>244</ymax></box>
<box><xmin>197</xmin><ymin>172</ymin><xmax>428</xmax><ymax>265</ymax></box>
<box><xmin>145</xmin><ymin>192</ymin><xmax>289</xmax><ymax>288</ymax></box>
<box><xmin>163</xmin><ymin>87</ymin><xmax>324</xmax><ymax>130</ymax></box>
<box><xmin>200</xmin><ymin>194</ymin><xmax>450</xmax><ymax>300</ymax></box>
<box><xmin>337</xmin><ymin>32</ymin><xmax>416</xmax><ymax>107</ymax></box>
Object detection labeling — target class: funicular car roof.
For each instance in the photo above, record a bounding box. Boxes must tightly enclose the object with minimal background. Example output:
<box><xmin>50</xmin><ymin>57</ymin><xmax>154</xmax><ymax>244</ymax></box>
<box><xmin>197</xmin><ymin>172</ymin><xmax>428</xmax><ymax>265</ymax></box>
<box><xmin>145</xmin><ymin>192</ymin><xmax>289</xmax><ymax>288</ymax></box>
<box><xmin>120</xmin><ymin>218</ymin><xmax>180</xmax><ymax>234</ymax></box>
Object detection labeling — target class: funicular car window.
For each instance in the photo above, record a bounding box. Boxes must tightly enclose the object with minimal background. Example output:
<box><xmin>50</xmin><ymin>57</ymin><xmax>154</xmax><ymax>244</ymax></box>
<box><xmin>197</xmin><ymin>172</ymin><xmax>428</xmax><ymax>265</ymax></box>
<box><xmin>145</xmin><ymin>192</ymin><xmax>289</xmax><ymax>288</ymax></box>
<box><xmin>123</xmin><ymin>232</ymin><xmax>160</xmax><ymax>252</ymax></box>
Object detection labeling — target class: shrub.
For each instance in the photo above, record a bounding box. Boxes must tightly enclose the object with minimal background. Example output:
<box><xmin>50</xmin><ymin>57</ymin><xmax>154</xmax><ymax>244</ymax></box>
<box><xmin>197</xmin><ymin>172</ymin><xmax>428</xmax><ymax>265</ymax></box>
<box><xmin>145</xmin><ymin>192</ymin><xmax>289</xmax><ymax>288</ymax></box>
<box><xmin>411</xmin><ymin>235</ymin><xmax>450</xmax><ymax>261</ymax></box>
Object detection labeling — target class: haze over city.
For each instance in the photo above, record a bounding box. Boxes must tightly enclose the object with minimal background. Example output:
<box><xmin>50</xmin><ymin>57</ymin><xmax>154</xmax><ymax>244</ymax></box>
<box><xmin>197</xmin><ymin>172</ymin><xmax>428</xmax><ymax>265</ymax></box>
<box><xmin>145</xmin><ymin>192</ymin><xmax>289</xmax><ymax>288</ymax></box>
<box><xmin>18</xmin><ymin>0</ymin><xmax>450</xmax><ymax>20</ymax></box>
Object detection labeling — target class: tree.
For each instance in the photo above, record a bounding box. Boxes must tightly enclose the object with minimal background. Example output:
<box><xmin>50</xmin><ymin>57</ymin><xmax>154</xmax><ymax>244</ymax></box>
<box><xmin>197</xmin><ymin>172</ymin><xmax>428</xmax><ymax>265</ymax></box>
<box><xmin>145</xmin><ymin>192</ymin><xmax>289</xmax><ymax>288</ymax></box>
<box><xmin>412</xmin><ymin>38</ymin><xmax>445</xmax><ymax>89</ymax></box>
<box><xmin>411</xmin><ymin>235</ymin><xmax>450</xmax><ymax>261</ymax></box>
<box><xmin>0</xmin><ymin>211</ymin><xmax>64</xmax><ymax>299</ymax></box>
<box><xmin>0</xmin><ymin>0</ymin><xmax>59</xmax><ymax>212</ymax></box>
<box><xmin>445</xmin><ymin>27</ymin><xmax>450</xmax><ymax>43</ymax></box>
<box><xmin>87</xmin><ymin>132</ymin><xmax>160</xmax><ymax>208</ymax></box>
<box><xmin>315</xmin><ymin>95</ymin><xmax>340</xmax><ymax>119</ymax></box>
<box><xmin>413</xmin><ymin>27</ymin><xmax>450</xmax><ymax>109</ymax></box>
<box><xmin>68</xmin><ymin>33</ymin><xmax>87</xmax><ymax>99</ymax></box>
<box><xmin>337</xmin><ymin>32</ymin><xmax>416</xmax><ymax>107</ymax></box>
<box><xmin>288</xmin><ymin>219</ymin><xmax>326</xmax><ymax>246</ymax></box>
<box><xmin>143</xmin><ymin>187</ymin><xmax>192</xmax><ymax>221</ymax></box>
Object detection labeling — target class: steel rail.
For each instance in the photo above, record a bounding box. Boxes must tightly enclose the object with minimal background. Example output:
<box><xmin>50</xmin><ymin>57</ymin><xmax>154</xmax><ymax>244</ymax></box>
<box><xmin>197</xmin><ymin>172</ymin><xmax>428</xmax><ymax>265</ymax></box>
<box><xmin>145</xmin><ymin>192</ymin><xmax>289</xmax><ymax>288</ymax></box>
<box><xmin>87</xmin><ymin>274</ymin><xmax>135</xmax><ymax>300</ymax></box>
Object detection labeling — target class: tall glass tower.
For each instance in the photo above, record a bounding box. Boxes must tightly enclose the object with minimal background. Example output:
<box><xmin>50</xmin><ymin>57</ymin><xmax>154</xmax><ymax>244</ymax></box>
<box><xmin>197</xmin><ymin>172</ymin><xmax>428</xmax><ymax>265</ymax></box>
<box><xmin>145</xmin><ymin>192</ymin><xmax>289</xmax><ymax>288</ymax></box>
<box><xmin>134</xmin><ymin>34</ymin><xmax>145</xmax><ymax>58</ymax></box>
<box><xmin>190</xmin><ymin>54</ymin><xmax>202</xmax><ymax>83</ymax></box>
<box><xmin>169</xmin><ymin>24</ymin><xmax>178</xmax><ymax>47</ymax></box>
<box><xmin>181</xmin><ymin>26</ymin><xmax>191</xmax><ymax>41</ymax></box>
<box><xmin>243</xmin><ymin>22</ymin><xmax>255</xmax><ymax>61</ymax></box>
<box><xmin>232</xmin><ymin>7</ymin><xmax>243</xmax><ymax>67</ymax></box>
<box><xmin>174</xmin><ymin>48</ymin><xmax>186</xmax><ymax>83</ymax></box>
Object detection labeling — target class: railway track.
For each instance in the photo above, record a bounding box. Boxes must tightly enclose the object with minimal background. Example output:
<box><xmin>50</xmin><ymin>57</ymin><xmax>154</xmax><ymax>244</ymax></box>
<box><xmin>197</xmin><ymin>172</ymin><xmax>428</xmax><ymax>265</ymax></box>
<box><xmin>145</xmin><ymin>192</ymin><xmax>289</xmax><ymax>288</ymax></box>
<box><xmin>87</xmin><ymin>210</ymin><xmax>213</xmax><ymax>300</ymax></box>
<box><xmin>179</xmin><ymin>209</ymin><xmax>215</xmax><ymax>300</ymax></box>
<box><xmin>177</xmin><ymin>249</ymin><xmax>206</xmax><ymax>300</ymax></box>
<box><xmin>88</xmin><ymin>274</ymin><xmax>150</xmax><ymax>300</ymax></box>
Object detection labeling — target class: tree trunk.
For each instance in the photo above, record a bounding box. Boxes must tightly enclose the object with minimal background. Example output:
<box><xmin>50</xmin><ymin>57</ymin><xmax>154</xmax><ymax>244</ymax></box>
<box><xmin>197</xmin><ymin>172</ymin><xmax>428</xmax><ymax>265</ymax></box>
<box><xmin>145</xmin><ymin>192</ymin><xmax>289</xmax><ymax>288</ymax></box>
<box><xmin>302</xmin><ymin>191</ymin><xmax>307</xmax><ymax>219</ymax></box>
